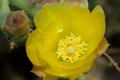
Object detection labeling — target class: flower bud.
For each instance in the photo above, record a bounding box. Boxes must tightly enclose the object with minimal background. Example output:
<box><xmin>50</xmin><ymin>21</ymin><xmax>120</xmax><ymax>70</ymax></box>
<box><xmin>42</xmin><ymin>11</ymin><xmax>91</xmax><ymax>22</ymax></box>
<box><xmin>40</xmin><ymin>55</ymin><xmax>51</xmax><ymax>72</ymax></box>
<box><xmin>5</xmin><ymin>10</ymin><xmax>30</xmax><ymax>37</ymax></box>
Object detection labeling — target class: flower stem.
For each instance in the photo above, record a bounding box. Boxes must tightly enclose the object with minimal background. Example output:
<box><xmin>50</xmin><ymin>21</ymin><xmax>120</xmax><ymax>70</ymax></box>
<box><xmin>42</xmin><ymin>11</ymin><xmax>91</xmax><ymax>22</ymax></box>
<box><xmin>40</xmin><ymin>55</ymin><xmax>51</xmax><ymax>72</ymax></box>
<box><xmin>104</xmin><ymin>53</ymin><xmax>120</xmax><ymax>72</ymax></box>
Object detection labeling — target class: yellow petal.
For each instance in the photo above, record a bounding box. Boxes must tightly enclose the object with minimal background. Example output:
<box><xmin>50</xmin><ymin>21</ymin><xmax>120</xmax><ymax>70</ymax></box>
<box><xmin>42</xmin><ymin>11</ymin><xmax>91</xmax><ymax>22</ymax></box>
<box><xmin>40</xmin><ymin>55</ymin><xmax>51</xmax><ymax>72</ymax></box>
<box><xmin>92</xmin><ymin>5</ymin><xmax>104</xmax><ymax>14</ymax></box>
<box><xmin>34</xmin><ymin>3</ymin><xmax>72</xmax><ymax>52</ymax></box>
<box><xmin>43</xmin><ymin>38</ymin><xmax>108</xmax><ymax>77</ymax></box>
<box><xmin>45</xmin><ymin>74</ymin><xmax>58</xmax><ymax>80</ymax></box>
<box><xmin>44</xmin><ymin>51</ymin><xmax>95</xmax><ymax>77</ymax></box>
<box><xmin>43</xmin><ymin>23</ymin><xmax>59</xmax><ymax>52</ymax></box>
<box><xmin>34</xmin><ymin>3</ymin><xmax>71</xmax><ymax>33</ymax></box>
<box><xmin>35</xmin><ymin>50</ymin><xmax>93</xmax><ymax>77</ymax></box>
<box><xmin>26</xmin><ymin>29</ymin><xmax>47</xmax><ymax>66</ymax></box>
<box><xmin>34</xmin><ymin>4</ymin><xmax>56</xmax><ymax>32</ymax></box>
<box><xmin>71</xmin><ymin>5</ymin><xmax>105</xmax><ymax>58</ymax></box>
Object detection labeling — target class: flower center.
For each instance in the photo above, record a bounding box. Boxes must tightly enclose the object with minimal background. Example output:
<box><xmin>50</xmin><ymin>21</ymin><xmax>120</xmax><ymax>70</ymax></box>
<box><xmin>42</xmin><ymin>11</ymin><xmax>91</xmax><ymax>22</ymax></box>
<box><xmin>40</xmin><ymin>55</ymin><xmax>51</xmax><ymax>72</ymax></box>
<box><xmin>67</xmin><ymin>46</ymin><xmax>75</xmax><ymax>53</ymax></box>
<box><xmin>56</xmin><ymin>33</ymin><xmax>88</xmax><ymax>63</ymax></box>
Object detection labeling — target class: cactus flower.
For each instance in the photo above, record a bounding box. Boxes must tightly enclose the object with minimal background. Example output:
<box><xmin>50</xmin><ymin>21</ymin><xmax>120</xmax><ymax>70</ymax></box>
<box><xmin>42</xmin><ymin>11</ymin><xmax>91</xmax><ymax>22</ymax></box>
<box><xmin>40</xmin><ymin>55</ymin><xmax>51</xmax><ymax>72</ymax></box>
<box><xmin>26</xmin><ymin>1</ymin><xmax>109</xmax><ymax>80</ymax></box>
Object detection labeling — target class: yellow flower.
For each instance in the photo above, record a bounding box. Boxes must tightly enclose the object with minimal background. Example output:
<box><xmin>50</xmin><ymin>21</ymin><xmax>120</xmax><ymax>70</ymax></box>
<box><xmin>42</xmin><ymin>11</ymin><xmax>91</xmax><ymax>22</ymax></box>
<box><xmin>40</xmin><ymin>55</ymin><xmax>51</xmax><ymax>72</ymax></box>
<box><xmin>26</xmin><ymin>1</ymin><xmax>109</xmax><ymax>80</ymax></box>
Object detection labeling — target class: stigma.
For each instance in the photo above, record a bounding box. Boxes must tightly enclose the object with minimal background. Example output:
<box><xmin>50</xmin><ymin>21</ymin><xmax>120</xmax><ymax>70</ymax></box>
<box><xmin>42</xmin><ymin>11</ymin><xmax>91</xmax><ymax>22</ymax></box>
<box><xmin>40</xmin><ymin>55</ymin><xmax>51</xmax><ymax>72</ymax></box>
<box><xmin>56</xmin><ymin>33</ymin><xmax>88</xmax><ymax>63</ymax></box>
